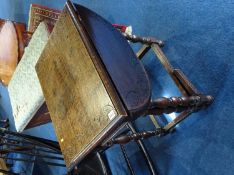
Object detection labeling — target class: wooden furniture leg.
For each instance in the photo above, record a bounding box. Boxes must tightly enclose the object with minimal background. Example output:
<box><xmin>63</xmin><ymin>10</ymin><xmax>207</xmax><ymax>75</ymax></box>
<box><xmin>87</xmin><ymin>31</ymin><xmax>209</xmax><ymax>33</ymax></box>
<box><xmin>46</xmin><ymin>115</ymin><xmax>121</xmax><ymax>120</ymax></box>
<box><xmin>34</xmin><ymin>2</ymin><xmax>213</xmax><ymax>171</ymax></box>
<box><xmin>124</xmin><ymin>34</ymin><xmax>214</xmax><ymax>134</ymax></box>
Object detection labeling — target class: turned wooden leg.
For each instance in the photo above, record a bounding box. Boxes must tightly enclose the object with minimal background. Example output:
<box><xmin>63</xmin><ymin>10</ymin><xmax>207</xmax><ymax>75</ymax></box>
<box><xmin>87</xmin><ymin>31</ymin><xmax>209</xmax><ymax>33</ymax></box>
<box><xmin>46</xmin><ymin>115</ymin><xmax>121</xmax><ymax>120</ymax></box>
<box><xmin>127</xmin><ymin>33</ymin><xmax>214</xmax><ymax>136</ymax></box>
<box><xmin>147</xmin><ymin>95</ymin><xmax>213</xmax><ymax>116</ymax></box>
<box><xmin>123</xmin><ymin>33</ymin><xmax>164</xmax><ymax>47</ymax></box>
<box><xmin>107</xmin><ymin>128</ymin><xmax>164</xmax><ymax>145</ymax></box>
<box><xmin>143</xmin><ymin>95</ymin><xmax>213</xmax><ymax>133</ymax></box>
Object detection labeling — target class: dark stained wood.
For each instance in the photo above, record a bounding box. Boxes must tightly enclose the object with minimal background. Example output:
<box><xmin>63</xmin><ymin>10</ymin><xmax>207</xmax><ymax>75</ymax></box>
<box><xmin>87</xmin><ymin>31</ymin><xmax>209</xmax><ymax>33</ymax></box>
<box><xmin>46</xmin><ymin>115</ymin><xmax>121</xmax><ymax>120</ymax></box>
<box><xmin>74</xmin><ymin>4</ymin><xmax>151</xmax><ymax>116</ymax></box>
<box><xmin>13</xmin><ymin>21</ymin><xmax>27</xmax><ymax>61</ymax></box>
<box><xmin>35</xmin><ymin>0</ymin><xmax>214</xmax><ymax>172</ymax></box>
<box><xmin>36</xmin><ymin>3</ymin><xmax>126</xmax><ymax>169</ymax></box>
<box><xmin>147</xmin><ymin>95</ymin><xmax>213</xmax><ymax>115</ymax></box>
<box><xmin>123</xmin><ymin>33</ymin><xmax>164</xmax><ymax>47</ymax></box>
<box><xmin>173</xmin><ymin>69</ymin><xmax>199</xmax><ymax>95</ymax></box>
<box><xmin>132</xmin><ymin>35</ymin><xmax>213</xmax><ymax>133</ymax></box>
<box><xmin>108</xmin><ymin>129</ymin><xmax>163</xmax><ymax>145</ymax></box>
<box><xmin>136</xmin><ymin>44</ymin><xmax>151</xmax><ymax>60</ymax></box>
<box><xmin>25</xmin><ymin>102</ymin><xmax>51</xmax><ymax>130</ymax></box>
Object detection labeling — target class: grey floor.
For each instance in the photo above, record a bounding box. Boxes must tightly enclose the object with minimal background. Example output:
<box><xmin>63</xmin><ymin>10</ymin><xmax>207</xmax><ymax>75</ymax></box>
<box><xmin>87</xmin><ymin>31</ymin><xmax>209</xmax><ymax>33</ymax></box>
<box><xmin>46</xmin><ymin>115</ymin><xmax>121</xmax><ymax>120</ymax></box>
<box><xmin>0</xmin><ymin>0</ymin><xmax>234</xmax><ymax>175</ymax></box>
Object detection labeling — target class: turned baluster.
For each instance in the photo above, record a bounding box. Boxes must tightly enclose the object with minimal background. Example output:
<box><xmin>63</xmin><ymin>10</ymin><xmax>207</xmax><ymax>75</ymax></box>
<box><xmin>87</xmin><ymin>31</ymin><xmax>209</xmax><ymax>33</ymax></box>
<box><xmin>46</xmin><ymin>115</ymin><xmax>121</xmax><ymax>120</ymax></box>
<box><xmin>122</xmin><ymin>33</ymin><xmax>164</xmax><ymax>47</ymax></box>
<box><xmin>107</xmin><ymin>128</ymin><xmax>164</xmax><ymax>146</ymax></box>
<box><xmin>147</xmin><ymin>95</ymin><xmax>213</xmax><ymax>115</ymax></box>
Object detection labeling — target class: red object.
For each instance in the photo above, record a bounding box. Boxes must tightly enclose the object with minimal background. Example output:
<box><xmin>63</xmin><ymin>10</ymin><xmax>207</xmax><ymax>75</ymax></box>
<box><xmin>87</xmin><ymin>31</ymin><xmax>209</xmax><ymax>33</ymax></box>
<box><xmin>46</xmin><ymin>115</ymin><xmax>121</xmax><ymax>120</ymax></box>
<box><xmin>28</xmin><ymin>4</ymin><xmax>61</xmax><ymax>33</ymax></box>
<box><xmin>112</xmin><ymin>24</ymin><xmax>127</xmax><ymax>33</ymax></box>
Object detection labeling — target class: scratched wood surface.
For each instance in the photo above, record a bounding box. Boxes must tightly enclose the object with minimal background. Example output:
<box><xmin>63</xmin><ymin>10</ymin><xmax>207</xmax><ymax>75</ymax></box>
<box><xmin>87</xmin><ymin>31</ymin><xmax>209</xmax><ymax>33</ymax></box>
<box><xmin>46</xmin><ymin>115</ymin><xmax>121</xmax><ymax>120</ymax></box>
<box><xmin>36</xmin><ymin>7</ymin><xmax>118</xmax><ymax>167</ymax></box>
<box><xmin>75</xmin><ymin>4</ymin><xmax>151</xmax><ymax>116</ymax></box>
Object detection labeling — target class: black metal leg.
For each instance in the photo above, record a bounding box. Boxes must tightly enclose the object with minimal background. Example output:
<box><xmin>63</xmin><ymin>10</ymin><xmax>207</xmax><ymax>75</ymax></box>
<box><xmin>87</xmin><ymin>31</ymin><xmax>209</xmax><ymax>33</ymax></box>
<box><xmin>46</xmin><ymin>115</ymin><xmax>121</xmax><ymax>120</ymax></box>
<box><xmin>127</xmin><ymin>123</ymin><xmax>158</xmax><ymax>175</ymax></box>
<box><xmin>0</xmin><ymin>128</ymin><xmax>65</xmax><ymax>168</ymax></box>
<box><xmin>0</xmin><ymin>128</ymin><xmax>61</xmax><ymax>153</ymax></box>
<box><xmin>72</xmin><ymin>152</ymin><xmax>111</xmax><ymax>175</ymax></box>
<box><xmin>120</xmin><ymin>144</ymin><xmax>136</xmax><ymax>175</ymax></box>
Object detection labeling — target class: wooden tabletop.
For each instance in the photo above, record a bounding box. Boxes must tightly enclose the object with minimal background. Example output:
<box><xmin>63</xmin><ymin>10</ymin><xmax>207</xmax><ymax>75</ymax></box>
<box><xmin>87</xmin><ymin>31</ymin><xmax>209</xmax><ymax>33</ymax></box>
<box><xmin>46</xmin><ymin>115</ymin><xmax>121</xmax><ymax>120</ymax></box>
<box><xmin>0</xmin><ymin>158</ymin><xmax>8</xmax><ymax>174</ymax></box>
<box><xmin>36</xmin><ymin>0</ymin><xmax>151</xmax><ymax>170</ymax></box>
<box><xmin>75</xmin><ymin>4</ymin><xmax>151</xmax><ymax>116</ymax></box>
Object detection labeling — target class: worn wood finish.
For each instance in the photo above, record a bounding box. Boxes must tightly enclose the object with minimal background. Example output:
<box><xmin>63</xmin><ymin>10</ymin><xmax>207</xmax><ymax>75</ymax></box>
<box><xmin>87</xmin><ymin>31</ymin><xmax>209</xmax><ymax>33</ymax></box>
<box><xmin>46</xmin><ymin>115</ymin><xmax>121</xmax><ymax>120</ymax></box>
<box><xmin>123</xmin><ymin>33</ymin><xmax>164</xmax><ymax>47</ymax></box>
<box><xmin>25</xmin><ymin>103</ymin><xmax>51</xmax><ymax>130</ymax></box>
<box><xmin>108</xmin><ymin>129</ymin><xmax>163</xmax><ymax>145</ymax></box>
<box><xmin>35</xmin><ymin>0</ymin><xmax>214</xmax><ymax>172</ymax></box>
<box><xmin>36</xmin><ymin>5</ymin><xmax>126</xmax><ymax>168</ymax></box>
<box><xmin>0</xmin><ymin>158</ymin><xmax>8</xmax><ymax>175</ymax></box>
<box><xmin>131</xmin><ymin>34</ymin><xmax>213</xmax><ymax>133</ymax></box>
<box><xmin>147</xmin><ymin>95</ymin><xmax>213</xmax><ymax>115</ymax></box>
<box><xmin>74</xmin><ymin>4</ymin><xmax>151</xmax><ymax>116</ymax></box>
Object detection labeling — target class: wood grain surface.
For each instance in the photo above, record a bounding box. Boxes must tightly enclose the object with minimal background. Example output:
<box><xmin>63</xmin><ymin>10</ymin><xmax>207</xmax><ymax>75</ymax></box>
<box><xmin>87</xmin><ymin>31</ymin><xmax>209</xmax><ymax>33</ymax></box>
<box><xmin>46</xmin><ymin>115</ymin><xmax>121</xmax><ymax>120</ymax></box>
<box><xmin>36</xmin><ymin>7</ymin><xmax>119</xmax><ymax>167</ymax></box>
<box><xmin>25</xmin><ymin>102</ymin><xmax>51</xmax><ymax>130</ymax></box>
<box><xmin>75</xmin><ymin>4</ymin><xmax>151</xmax><ymax>116</ymax></box>
<box><xmin>0</xmin><ymin>158</ymin><xmax>8</xmax><ymax>174</ymax></box>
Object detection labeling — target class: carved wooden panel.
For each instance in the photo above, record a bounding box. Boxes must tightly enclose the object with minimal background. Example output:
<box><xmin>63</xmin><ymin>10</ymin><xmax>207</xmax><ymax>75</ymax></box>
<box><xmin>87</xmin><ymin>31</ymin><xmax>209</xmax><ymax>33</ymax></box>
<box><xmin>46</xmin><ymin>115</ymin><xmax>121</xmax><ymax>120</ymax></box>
<box><xmin>36</xmin><ymin>7</ymin><xmax>119</xmax><ymax>167</ymax></box>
